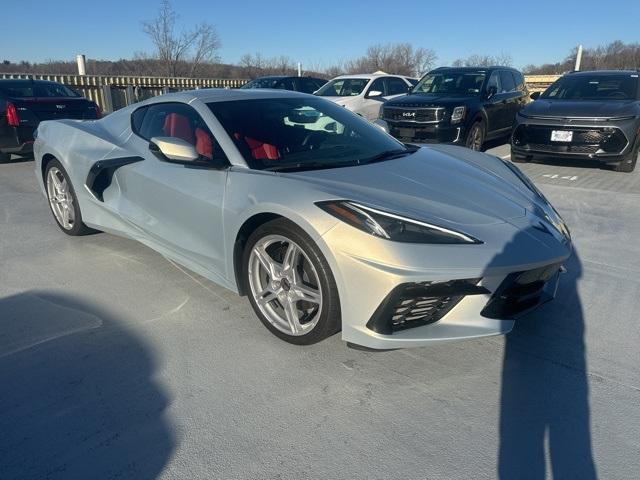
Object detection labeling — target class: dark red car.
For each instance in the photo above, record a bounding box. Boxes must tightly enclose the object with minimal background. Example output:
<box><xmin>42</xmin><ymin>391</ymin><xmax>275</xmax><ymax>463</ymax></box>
<box><xmin>0</xmin><ymin>79</ymin><xmax>101</xmax><ymax>161</ymax></box>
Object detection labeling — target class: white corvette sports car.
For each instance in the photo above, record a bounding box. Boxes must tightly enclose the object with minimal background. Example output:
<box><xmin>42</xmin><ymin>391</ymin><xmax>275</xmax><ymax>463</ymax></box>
<box><xmin>33</xmin><ymin>88</ymin><xmax>571</xmax><ymax>350</ymax></box>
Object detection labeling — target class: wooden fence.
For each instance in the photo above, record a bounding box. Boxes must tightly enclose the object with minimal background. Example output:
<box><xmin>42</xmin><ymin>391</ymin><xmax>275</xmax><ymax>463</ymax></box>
<box><xmin>0</xmin><ymin>72</ymin><xmax>560</xmax><ymax>112</ymax></box>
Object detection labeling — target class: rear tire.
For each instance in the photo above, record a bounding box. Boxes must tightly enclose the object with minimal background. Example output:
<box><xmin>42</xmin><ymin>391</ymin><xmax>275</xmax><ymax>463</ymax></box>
<box><xmin>243</xmin><ymin>218</ymin><xmax>341</xmax><ymax>345</ymax></box>
<box><xmin>44</xmin><ymin>159</ymin><xmax>95</xmax><ymax>236</ymax></box>
<box><xmin>465</xmin><ymin>121</ymin><xmax>485</xmax><ymax>151</ymax></box>
<box><xmin>0</xmin><ymin>151</ymin><xmax>10</xmax><ymax>163</ymax></box>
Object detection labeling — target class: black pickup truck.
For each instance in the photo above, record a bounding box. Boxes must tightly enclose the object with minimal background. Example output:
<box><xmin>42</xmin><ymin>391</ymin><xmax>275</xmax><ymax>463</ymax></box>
<box><xmin>0</xmin><ymin>79</ymin><xmax>101</xmax><ymax>161</ymax></box>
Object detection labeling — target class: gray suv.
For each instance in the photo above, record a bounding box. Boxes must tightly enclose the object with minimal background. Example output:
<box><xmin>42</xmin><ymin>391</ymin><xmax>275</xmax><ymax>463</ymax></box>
<box><xmin>511</xmin><ymin>70</ymin><xmax>640</xmax><ymax>172</ymax></box>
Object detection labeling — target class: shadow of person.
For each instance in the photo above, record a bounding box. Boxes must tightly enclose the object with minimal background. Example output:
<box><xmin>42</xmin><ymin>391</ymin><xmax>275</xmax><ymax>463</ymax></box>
<box><xmin>0</xmin><ymin>291</ymin><xmax>173</xmax><ymax>480</ymax></box>
<box><xmin>497</xmin><ymin>252</ymin><xmax>598</xmax><ymax>479</ymax></box>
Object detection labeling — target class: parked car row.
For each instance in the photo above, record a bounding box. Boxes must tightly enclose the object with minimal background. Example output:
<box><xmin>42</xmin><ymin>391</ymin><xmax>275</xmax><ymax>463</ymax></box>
<box><xmin>3</xmin><ymin>68</ymin><xmax>639</xmax><ymax>172</ymax></box>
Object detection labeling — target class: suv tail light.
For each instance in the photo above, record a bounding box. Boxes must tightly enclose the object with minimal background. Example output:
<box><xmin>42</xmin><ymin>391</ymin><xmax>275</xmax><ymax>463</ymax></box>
<box><xmin>6</xmin><ymin>102</ymin><xmax>19</xmax><ymax>127</ymax></box>
<box><xmin>93</xmin><ymin>103</ymin><xmax>102</xmax><ymax>119</ymax></box>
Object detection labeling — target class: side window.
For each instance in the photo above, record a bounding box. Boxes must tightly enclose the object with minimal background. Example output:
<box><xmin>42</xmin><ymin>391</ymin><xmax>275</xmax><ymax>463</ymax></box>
<box><xmin>513</xmin><ymin>71</ymin><xmax>525</xmax><ymax>91</ymax></box>
<box><xmin>298</xmin><ymin>78</ymin><xmax>321</xmax><ymax>94</ymax></box>
<box><xmin>486</xmin><ymin>71</ymin><xmax>502</xmax><ymax>93</ymax></box>
<box><xmin>135</xmin><ymin>102</ymin><xmax>226</xmax><ymax>162</ymax></box>
<box><xmin>499</xmin><ymin>70</ymin><xmax>516</xmax><ymax>93</ymax></box>
<box><xmin>387</xmin><ymin>77</ymin><xmax>410</xmax><ymax>95</ymax></box>
<box><xmin>367</xmin><ymin>78</ymin><xmax>386</xmax><ymax>96</ymax></box>
<box><xmin>131</xmin><ymin>106</ymin><xmax>148</xmax><ymax>134</ymax></box>
<box><xmin>275</xmin><ymin>78</ymin><xmax>296</xmax><ymax>91</ymax></box>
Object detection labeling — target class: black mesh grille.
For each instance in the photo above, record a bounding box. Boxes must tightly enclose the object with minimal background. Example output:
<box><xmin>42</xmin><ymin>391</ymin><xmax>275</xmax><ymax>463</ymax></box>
<box><xmin>383</xmin><ymin>107</ymin><xmax>444</xmax><ymax>123</ymax></box>
<box><xmin>512</xmin><ymin>125</ymin><xmax>628</xmax><ymax>155</ymax></box>
<box><xmin>391</xmin><ymin>294</ymin><xmax>460</xmax><ymax>331</ymax></box>
<box><xmin>367</xmin><ymin>279</ymin><xmax>489</xmax><ymax>335</ymax></box>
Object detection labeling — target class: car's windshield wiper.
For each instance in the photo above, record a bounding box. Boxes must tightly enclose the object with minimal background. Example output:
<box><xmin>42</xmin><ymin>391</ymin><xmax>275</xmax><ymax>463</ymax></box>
<box><xmin>359</xmin><ymin>148</ymin><xmax>417</xmax><ymax>165</ymax></box>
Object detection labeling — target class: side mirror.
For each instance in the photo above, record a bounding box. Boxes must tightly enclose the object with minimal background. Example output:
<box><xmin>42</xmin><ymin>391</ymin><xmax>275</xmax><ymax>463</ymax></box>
<box><xmin>530</xmin><ymin>91</ymin><xmax>541</xmax><ymax>100</ymax></box>
<box><xmin>150</xmin><ymin>137</ymin><xmax>199</xmax><ymax>162</ymax></box>
<box><xmin>367</xmin><ymin>90</ymin><xmax>383</xmax><ymax>98</ymax></box>
<box><xmin>485</xmin><ymin>85</ymin><xmax>497</xmax><ymax>99</ymax></box>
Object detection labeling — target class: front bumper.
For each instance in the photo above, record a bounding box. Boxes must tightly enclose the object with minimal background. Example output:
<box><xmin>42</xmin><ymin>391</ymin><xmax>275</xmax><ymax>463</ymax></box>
<box><xmin>384</xmin><ymin>120</ymin><xmax>465</xmax><ymax>144</ymax></box>
<box><xmin>319</xmin><ymin>217</ymin><xmax>571</xmax><ymax>350</ymax></box>
<box><xmin>511</xmin><ymin>116</ymin><xmax>639</xmax><ymax>164</ymax></box>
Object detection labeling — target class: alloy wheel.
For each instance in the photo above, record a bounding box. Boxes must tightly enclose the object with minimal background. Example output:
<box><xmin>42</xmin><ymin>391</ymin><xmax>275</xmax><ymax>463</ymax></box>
<box><xmin>46</xmin><ymin>167</ymin><xmax>76</xmax><ymax>230</ymax></box>
<box><xmin>248</xmin><ymin>234</ymin><xmax>323</xmax><ymax>336</ymax></box>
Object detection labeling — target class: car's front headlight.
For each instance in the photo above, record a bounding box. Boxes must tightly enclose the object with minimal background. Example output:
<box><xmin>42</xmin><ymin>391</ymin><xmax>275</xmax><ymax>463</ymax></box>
<box><xmin>316</xmin><ymin>201</ymin><xmax>481</xmax><ymax>244</ymax></box>
<box><xmin>451</xmin><ymin>106</ymin><xmax>466</xmax><ymax>124</ymax></box>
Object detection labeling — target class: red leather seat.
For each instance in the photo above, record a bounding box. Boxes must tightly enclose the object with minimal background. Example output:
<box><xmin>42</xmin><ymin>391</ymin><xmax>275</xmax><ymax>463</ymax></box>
<box><xmin>235</xmin><ymin>134</ymin><xmax>279</xmax><ymax>160</ymax></box>
<box><xmin>163</xmin><ymin>113</ymin><xmax>194</xmax><ymax>143</ymax></box>
<box><xmin>195</xmin><ymin>128</ymin><xmax>213</xmax><ymax>159</ymax></box>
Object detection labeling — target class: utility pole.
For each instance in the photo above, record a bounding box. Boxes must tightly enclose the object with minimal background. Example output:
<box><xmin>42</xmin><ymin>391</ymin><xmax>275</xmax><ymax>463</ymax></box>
<box><xmin>76</xmin><ymin>54</ymin><xmax>87</xmax><ymax>76</ymax></box>
<box><xmin>574</xmin><ymin>45</ymin><xmax>583</xmax><ymax>71</ymax></box>
<box><xmin>297</xmin><ymin>62</ymin><xmax>302</xmax><ymax>77</ymax></box>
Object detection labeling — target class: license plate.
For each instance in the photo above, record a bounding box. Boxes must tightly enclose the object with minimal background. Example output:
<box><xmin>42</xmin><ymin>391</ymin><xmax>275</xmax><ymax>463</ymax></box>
<box><xmin>397</xmin><ymin>128</ymin><xmax>415</xmax><ymax>138</ymax></box>
<box><xmin>551</xmin><ymin>130</ymin><xmax>573</xmax><ymax>142</ymax></box>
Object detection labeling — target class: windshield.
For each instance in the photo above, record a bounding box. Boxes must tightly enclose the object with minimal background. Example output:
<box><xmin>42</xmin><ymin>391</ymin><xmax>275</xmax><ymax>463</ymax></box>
<box><xmin>541</xmin><ymin>74</ymin><xmax>639</xmax><ymax>100</ymax></box>
<box><xmin>0</xmin><ymin>81</ymin><xmax>80</xmax><ymax>98</ymax></box>
<box><xmin>240</xmin><ymin>78</ymin><xmax>283</xmax><ymax>89</ymax></box>
<box><xmin>315</xmin><ymin>78</ymin><xmax>369</xmax><ymax>97</ymax></box>
<box><xmin>412</xmin><ymin>71</ymin><xmax>486</xmax><ymax>96</ymax></box>
<box><xmin>207</xmin><ymin>97</ymin><xmax>407</xmax><ymax>171</ymax></box>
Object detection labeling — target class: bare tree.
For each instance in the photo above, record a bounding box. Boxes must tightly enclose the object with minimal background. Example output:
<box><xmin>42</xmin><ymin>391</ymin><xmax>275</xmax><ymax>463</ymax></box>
<box><xmin>143</xmin><ymin>0</ymin><xmax>220</xmax><ymax>77</ymax></box>
<box><xmin>452</xmin><ymin>53</ymin><xmax>512</xmax><ymax>67</ymax></box>
<box><xmin>337</xmin><ymin>43</ymin><xmax>436</xmax><ymax>77</ymax></box>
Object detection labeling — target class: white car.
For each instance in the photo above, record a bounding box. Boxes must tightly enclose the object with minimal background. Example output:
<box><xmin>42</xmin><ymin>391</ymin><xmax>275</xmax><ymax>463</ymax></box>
<box><xmin>315</xmin><ymin>73</ymin><xmax>416</xmax><ymax>121</ymax></box>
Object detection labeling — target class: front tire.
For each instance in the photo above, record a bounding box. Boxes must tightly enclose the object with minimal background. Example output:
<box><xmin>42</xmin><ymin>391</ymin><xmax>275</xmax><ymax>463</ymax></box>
<box><xmin>465</xmin><ymin>121</ymin><xmax>485</xmax><ymax>151</ymax></box>
<box><xmin>44</xmin><ymin>159</ymin><xmax>94</xmax><ymax>236</ymax></box>
<box><xmin>243</xmin><ymin>218</ymin><xmax>341</xmax><ymax>345</ymax></box>
<box><xmin>0</xmin><ymin>151</ymin><xmax>10</xmax><ymax>163</ymax></box>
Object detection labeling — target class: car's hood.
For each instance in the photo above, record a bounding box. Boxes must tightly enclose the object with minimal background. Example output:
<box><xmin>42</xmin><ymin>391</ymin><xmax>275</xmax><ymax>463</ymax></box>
<box><xmin>386</xmin><ymin>93</ymin><xmax>476</xmax><ymax>108</ymax></box>
<box><xmin>523</xmin><ymin>99</ymin><xmax>638</xmax><ymax>118</ymax></box>
<box><xmin>283</xmin><ymin>146</ymin><xmax>544</xmax><ymax>228</ymax></box>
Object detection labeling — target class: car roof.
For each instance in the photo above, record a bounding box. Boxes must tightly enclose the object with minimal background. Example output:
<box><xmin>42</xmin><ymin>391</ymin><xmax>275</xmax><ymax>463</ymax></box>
<box><xmin>0</xmin><ymin>79</ymin><xmax>63</xmax><ymax>85</ymax></box>
<box><xmin>567</xmin><ymin>69</ymin><xmax>640</xmax><ymax>76</ymax></box>
<box><xmin>430</xmin><ymin>66</ymin><xmax>517</xmax><ymax>72</ymax></box>
<box><xmin>141</xmin><ymin>88</ymin><xmax>311</xmax><ymax>105</ymax></box>
<box><xmin>330</xmin><ymin>73</ymin><xmax>415</xmax><ymax>80</ymax></box>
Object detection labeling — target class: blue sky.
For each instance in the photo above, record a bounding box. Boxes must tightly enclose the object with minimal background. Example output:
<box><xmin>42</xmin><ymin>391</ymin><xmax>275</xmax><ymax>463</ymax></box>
<box><xmin>2</xmin><ymin>0</ymin><xmax>638</xmax><ymax>69</ymax></box>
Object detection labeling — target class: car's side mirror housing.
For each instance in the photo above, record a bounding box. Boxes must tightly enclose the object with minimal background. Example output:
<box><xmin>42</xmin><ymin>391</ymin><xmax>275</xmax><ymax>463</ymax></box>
<box><xmin>367</xmin><ymin>90</ymin><xmax>383</xmax><ymax>98</ymax></box>
<box><xmin>530</xmin><ymin>91</ymin><xmax>541</xmax><ymax>100</ymax></box>
<box><xmin>485</xmin><ymin>85</ymin><xmax>498</xmax><ymax>99</ymax></box>
<box><xmin>149</xmin><ymin>136</ymin><xmax>226</xmax><ymax>169</ymax></box>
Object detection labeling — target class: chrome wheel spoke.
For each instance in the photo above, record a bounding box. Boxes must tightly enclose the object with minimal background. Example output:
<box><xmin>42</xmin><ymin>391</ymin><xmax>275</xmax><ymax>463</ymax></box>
<box><xmin>291</xmin><ymin>283</ymin><xmax>321</xmax><ymax>304</ymax></box>
<box><xmin>257</xmin><ymin>288</ymin><xmax>278</xmax><ymax>306</ymax></box>
<box><xmin>283</xmin><ymin>298</ymin><xmax>302</xmax><ymax>334</ymax></box>
<box><xmin>254</xmin><ymin>246</ymin><xmax>281</xmax><ymax>279</ymax></box>
<box><xmin>46</xmin><ymin>167</ymin><xmax>75</xmax><ymax>230</ymax></box>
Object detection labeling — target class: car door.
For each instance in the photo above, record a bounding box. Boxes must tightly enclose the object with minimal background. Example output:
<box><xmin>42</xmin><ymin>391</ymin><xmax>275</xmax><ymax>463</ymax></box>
<box><xmin>359</xmin><ymin>78</ymin><xmax>387</xmax><ymax>121</ymax></box>
<box><xmin>483</xmin><ymin>70</ymin><xmax>506</xmax><ymax>135</ymax></box>
<box><xmin>113</xmin><ymin>101</ymin><xmax>230</xmax><ymax>282</ymax></box>
<box><xmin>499</xmin><ymin>70</ymin><xmax>521</xmax><ymax>131</ymax></box>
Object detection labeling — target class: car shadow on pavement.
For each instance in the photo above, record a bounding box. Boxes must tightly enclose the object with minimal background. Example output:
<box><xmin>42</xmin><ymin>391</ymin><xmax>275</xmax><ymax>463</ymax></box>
<box><xmin>497</xmin><ymin>252</ymin><xmax>598</xmax><ymax>479</ymax></box>
<box><xmin>0</xmin><ymin>291</ymin><xmax>173</xmax><ymax>480</ymax></box>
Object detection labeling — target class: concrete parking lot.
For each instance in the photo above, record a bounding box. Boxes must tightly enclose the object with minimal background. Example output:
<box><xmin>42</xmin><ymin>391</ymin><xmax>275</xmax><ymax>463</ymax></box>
<box><xmin>1</xmin><ymin>145</ymin><xmax>639</xmax><ymax>479</ymax></box>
